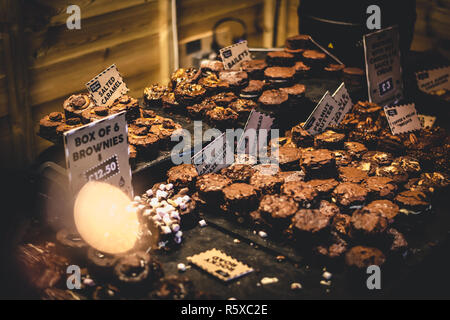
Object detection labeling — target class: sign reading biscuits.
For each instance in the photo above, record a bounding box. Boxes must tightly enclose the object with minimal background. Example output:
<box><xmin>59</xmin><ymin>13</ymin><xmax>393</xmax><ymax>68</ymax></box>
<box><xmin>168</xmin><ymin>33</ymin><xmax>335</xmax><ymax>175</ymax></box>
<box><xmin>86</xmin><ymin>64</ymin><xmax>129</xmax><ymax>107</ymax></box>
<box><xmin>187</xmin><ymin>248</ymin><xmax>253</xmax><ymax>282</ymax></box>
<box><xmin>416</xmin><ymin>66</ymin><xmax>450</xmax><ymax>94</ymax></box>
<box><xmin>384</xmin><ymin>103</ymin><xmax>421</xmax><ymax>135</ymax></box>
<box><xmin>363</xmin><ymin>26</ymin><xmax>403</xmax><ymax>106</ymax></box>
<box><xmin>64</xmin><ymin>111</ymin><xmax>133</xmax><ymax>197</ymax></box>
<box><xmin>220</xmin><ymin>41</ymin><xmax>251</xmax><ymax>70</ymax></box>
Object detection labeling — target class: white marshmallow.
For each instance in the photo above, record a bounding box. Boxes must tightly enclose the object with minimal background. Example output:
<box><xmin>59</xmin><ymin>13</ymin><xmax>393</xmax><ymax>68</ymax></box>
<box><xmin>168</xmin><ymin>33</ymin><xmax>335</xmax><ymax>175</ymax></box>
<box><xmin>146</xmin><ymin>189</ymin><xmax>153</xmax><ymax>197</ymax></box>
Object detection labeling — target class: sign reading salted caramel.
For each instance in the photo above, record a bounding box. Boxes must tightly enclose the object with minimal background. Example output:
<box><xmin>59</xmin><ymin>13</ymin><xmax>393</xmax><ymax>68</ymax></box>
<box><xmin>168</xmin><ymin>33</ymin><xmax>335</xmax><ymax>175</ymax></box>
<box><xmin>64</xmin><ymin>112</ymin><xmax>133</xmax><ymax>197</ymax></box>
<box><xmin>363</xmin><ymin>26</ymin><xmax>403</xmax><ymax>106</ymax></box>
<box><xmin>86</xmin><ymin>64</ymin><xmax>129</xmax><ymax>107</ymax></box>
<box><xmin>416</xmin><ymin>66</ymin><xmax>450</xmax><ymax>94</ymax></box>
<box><xmin>220</xmin><ymin>41</ymin><xmax>251</xmax><ymax>70</ymax></box>
<box><xmin>187</xmin><ymin>248</ymin><xmax>253</xmax><ymax>282</ymax></box>
<box><xmin>384</xmin><ymin>103</ymin><xmax>421</xmax><ymax>135</ymax></box>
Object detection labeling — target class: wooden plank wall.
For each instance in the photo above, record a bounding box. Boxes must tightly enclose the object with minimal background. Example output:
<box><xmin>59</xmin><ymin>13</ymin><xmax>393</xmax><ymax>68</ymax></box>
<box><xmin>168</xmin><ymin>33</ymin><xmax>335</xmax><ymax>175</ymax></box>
<box><xmin>0</xmin><ymin>0</ymin><xmax>300</xmax><ymax>169</ymax></box>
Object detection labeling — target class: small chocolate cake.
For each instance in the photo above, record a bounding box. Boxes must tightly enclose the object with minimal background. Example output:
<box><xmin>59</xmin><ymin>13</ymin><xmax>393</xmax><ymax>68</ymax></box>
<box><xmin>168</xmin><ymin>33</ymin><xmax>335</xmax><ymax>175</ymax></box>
<box><xmin>258</xmin><ymin>89</ymin><xmax>289</xmax><ymax>111</ymax></box>
<box><xmin>338</xmin><ymin>166</ymin><xmax>368</xmax><ymax>184</ymax></box>
<box><xmin>258</xmin><ymin>194</ymin><xmax>298</xmax><ymax>231</ymax></box>
<box><xmin>391</xmin><ymin>156</ymin><xmax>421</xmax><ymax>177</ymax></box>
<box><xmin>363</xmin><ymin>176</ymin><xmax>397</xmax><ymax>199</ymax></box>
<box><xmin>290</xmin><ymin>209</ymin><xmax>331</xmax><ymax>243</ymax></box>
<box><xmin>205</xmin><ymin>106</ymin><xmax>239</xmax><ymax>129</ymax></box>
<box><xmin>279</xmin><ymin>84</ymin><xmax>306</xmax><ymax>106</ymax></box>
<box><xmin>56</xmin><ymin>117</ymin><xmax>83</xmax><ymax>138</ymax></box>
<box><xmin>331</xmin><ymin>150</ymin><xmax>353</xmax><ymax>167</ymax></box>
<box><xmin>394</xmin><ymin>190</ymin><xmax>430</xmax><ymax>214</ymax></box>
<box><xmin>293</xmin><ymin>61</ymin><xmax>311</xmax><ymax>79</ymax></box>
<box><xmin>220</xmin><ymin>164</ymin><xmax>256</xmax><ymax>183</ymax></box>
<box><xmin>239</xmin><ymin>80</ymin><xmax>265</xmax><ymax>100</ymax></box>
<box><xmin>285</xmin><ymin>34</ymin><xmax>311</xmax><ymax>50</ymax></box>
<box><xmin>350</xmin><ymin>209</ymin><xmax>389</xmax><ymax>240</ymax></box>
<box><xmin>291</xmin><ymin>123</ymin><xmax>314</xmax><ymax>147</ymax></box>
<box><xmin>332</xmin><ymin>182</ymin><xmax>368</xmax><ymax>207</ymax></box>
<box><xmin>319</xmin><ymin>200</ymin><xmax>340</xmax><ymax>219</ymax></box>
<box><xmin>63</xmin><ymin>93</ymin><xmax>95</xmax><ymax>119</ymax></box>
<box><xmin>143</xmin><ymin>84</ymin><xmax>169</xmax><ymax>108</ymax></box>
<box><xmin>323</xmin><ymin>63</ymin><xmax>346</xmax><ymax>78</ymax></box>
<box><xmin>249</xmin><ymin>171</ymin><xmax>284</xmax><ymax>195</ymax></box>
<box><xmin>211</xmin><ymin>91</ymin><xmax>238</xmax><ymax>107</ymax></box>
<box><xmin>221</xmin><ymin>183</ymin><xmax>258</xmax><ymax>214</ymax></box>
<box><xmin>174</xmin><ymin>82</ymin><xmax>206</xmax><ymax>105</ymax></box>
<box><xmin>332</xmin><ymin>213</ymin><xmax>352</xmax><ymax>237</ymax></box>
<box><xmin>362</xmin><ymin>199</ymin><xmax>399</xmax><ymax>221</ymax></box>
<box><xmin>345</xmin><ymin>246</ymin><xmax>386</xmax><ymax>269</ymax></box>
<box><xmin>167</xmin><ymin>164</ymin><xmax>198</xmax><ymax>190</ymax></box>
<box><xmin>128</xmin><ymin>125</ymin><xmax>160</xmax><ymax>159</ymax></box>
<box><xmin>198</xmin><ymin>72</ymin><xmax>229</xmax><ymax>96</ymax></box>
<box><xmin>162</xmin><ymin>92</ymin><xmax>181</xmax><ymax>113</ymax></box>
<box><xmin>264</xmin><ymin>67</ymin><xmax>295</xmax><ymax>87</ymax></box>
<box><xmin>314</xmin><ymin>130</ymin><xmax>345</xmax><ymax>149</ymax></box>
<box><xmin>300</xmin><ymin>149</ymin><xmax>336</xmax><ymax>179</ymax></box>
<box><xmin>81</xmin><ymin>106</ymin><xmax>111</xmax><ymax>124</ymax></box>
<box><xmin>170</xmin><ymin>68</ymin><xmax>198</xmax><ymax>89</ymax></box>
<box><xmin>281</xmin><ymin>181</ymin><xmax>318</xmax><ymax>206</ymax></box>
<box><xmin>362</xmin><ymin>151</ymin><xmax>394</xmax><ymax>167</ymax></box>
<box><xmin>241</xmin><ymin>59</ymin><xmax>267</xmax><ymax>80</ymax></box>
<box><xmin>307</xmin><ymin>179</ymin><xmax>339</xmax><ymax>197</ymax></box>
<box><xmin>278</xmin><ymin>146</ymin><xmax>302</xmax><ymax>171</ymax></box>
<box><xmin>196</xmin><ymin>173</ymin><xmax>232</xmax><ymax>202</ymax></box>
<box><xmin>302</xmin><ymin>50</ymin><xmax>326</xmax><ymax>70</ymax></box>
<box><xmin>344</xmin><ymin>141</ymin><xmax>368</xmax><ymax>159</ymax></box>
<box><xmin>199</xmin><ymin>59</ymin><xmax>224</xmax><ymax>74</ymax></box>
<box><xmin>375</xmin><ymin>164</ymin><xmax>409</xmax><ymax>185</ymax></box>
<box><xmin>39</xmin><ymin>112</ymin><xmax>65</xmax><ymax>141</ymax></box>
<box><xmin>266</xmin><ymin>51</ymin><xmax>295</xmax><ymax>67</ymax></box>
<box><xmin>229</xmin><ymin>98</ymin><xmax>258</xmax><ymax>121</ymax></box>
<box><xmin>186</xmin><ymin>100</ymin><xmax>216</xmax><ymax>120</ymax></box>
<box><xmin>110</xmin><ymin>95</ymin><xmax>140</xmax><ymax>123</ymax></box>
<box><xmin>218</xmin><ymin>71</ymin><xmax>249</xmax><ymax>91</ymax></box>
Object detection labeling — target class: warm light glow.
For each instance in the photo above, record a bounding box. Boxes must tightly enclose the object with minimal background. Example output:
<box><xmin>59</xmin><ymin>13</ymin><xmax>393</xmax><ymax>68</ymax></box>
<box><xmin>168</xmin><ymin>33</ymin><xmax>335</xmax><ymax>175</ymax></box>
<box><xmin>74</xmin><ymin>181</ymin><xmax>139</xmax><ymax>254</ymax></box>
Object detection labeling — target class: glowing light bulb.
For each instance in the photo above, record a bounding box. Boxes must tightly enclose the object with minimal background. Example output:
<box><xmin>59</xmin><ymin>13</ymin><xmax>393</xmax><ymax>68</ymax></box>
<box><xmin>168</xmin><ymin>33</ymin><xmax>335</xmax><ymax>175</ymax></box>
<box><xmin>74</xmin><ymin>181</ymin><xmax>139</xmax><ymax>254</ymax></box>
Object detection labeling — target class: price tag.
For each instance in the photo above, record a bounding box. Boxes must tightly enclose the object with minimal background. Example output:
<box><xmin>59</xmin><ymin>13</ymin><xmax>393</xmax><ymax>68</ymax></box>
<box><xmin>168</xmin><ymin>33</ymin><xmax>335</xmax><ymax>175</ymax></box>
<box><xmin>64</xmin><ymin>111</ymin><xmax>133</xmax><ymax>197</ymax></box>
<box><xmin>363</xmin><ymin>26</ymin><xmax>403</xmax><ymax>106</ymax></box>
<box><xmin>384</xmin><ymin>103</ymin><xmax>421</xmax><ymax>135</ymax></box>
<box><xmin>303</xmin><ymin>91</ymin><xmax>340</xmax><ymax>136</ymax></box>
<box><xmin>329</xmin><ymin>82</ymin><xmax>353</xmax><ymax>126</ymax></box>
<box><xmin>220</xmin><ymin>41</ymin><xmax>251</xmax><ymax>70</ymax></box>
<box><xmin>237</xmin><ymin>110</ymin><xmax>275</xmax><ymax>156</ymax></box>
<box><xmin>187</xmin><ymin>248</ymin><xmax>253</xmax><ymax>282</ymax></box>
<box><xmin>416</xmin><ymin>66</ymin><xmax>450</xmax><ymax>94</ymax></box>
<box><xmin>418</xmin><ymin>114</ymin><xmax>436</xmax><ymax>129</ymax></box>
<box><xmin>192</xmin><ymin>132</ymin><xmax>234</xmax><ymax>175</ymax></box>
<box><xmin>86</xmin><ymin>64</ymin><xmax>129</xmax><ymax>107</ymax></box>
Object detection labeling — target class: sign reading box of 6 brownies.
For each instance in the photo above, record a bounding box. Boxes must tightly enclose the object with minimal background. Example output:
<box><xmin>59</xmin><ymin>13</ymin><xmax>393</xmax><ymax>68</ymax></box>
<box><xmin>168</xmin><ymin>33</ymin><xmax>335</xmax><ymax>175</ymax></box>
<box><xmin>220</xmin><ymin>40</ymin><xmax>251</xmax><ymax>70</ymax></box>
<box><xmin>64</xmin><ymin>111</ymin><xmax>133</xmax><ymax>198</ymax></box>
<box><xmin>384</xmin><ymin>103</ymin><xmax>421</xmax><ymax>135</ymax></box>
<box><xmin>363</xmin><ymin>25</ymin><xmax>404</xmax><ymax>106</ymax></box>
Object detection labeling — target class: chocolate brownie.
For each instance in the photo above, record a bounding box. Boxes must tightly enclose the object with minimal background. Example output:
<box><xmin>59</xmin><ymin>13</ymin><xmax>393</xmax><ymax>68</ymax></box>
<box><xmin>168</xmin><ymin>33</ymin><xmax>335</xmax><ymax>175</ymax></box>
<box><xmin>293</xmin><ymin>61</ymin><xmax>311</xmax><ymax>79</ymax></box>
<box><xmin>394</xmin><ymin>190</ymin><xmax>430</xmax><ymax>214</ymax></box>
<box><xmin>249</xmin><ymin>171</ymin><xmax>284</xmax><ymax>195</ymax></box>
<box><xmin>344</xmin><ymin>141</ymin><xmax>368</xmax><ymax>159</ymax></box>
<box><xmin>291</xmin><ymin>123</ymin><xmax>314</xmax><ymax>147</ymax></box>
<box><xmin>278</xmin><ymin>146</ymin><xmax>302</xmax><ymax>170</ymax></box>
<box><xmin>229</xmin><ymin>98</ymin><xmax>257</xmax><ymax>121</ymax></box>
<box><xmin>221</xmin><ymin>183</ymin><xmax>258</xmax><ymax>214</ymax></box>
<box><xmin>161</xmin><ymin>92</ymin><xmax>181</xmax><ymax>112</ymax></box>
<box><xmin>331</xmin><ymin>150</ymin><xmax>353</xmax><ymax>167</ymax></box>
<box><xmin>220</xmin><ymin>164</ymin><xmax>256</xmax><ymax>183</ymax></box>
<box><xmin>363</xmin><ymin>176</ymin><xmax>397</xmax><ymax>199</ymax></box>
<box><xmin>81</xmin><ymin>106</ymin><xmax>111</xmax><ymax>124</ymax></box>
<box><xmin>196</xmin><ymin>173</ymin><xmax>232</xmax><ymax>201</ymax></box>
<box><xmin>332</xmin><ymin>182</ymin><xmax>368</xmax><ymax>207</ymax></box>
<box><xmin>128</xmin><ymin>125</ymin><xmax>160</xmax><ymax>159</ymax></box>
<box><xmin>110</xmin><ymin>95</ymin><xmax>140</xmax><ymax>123</ymax></box>
<box><xmin>281</xmin><ymin>181</ymin><xmax>318</xmax><ymax>206</ymax></box>
<box><xmin>323</xmin><ymin>63</ymin><xmax>345</xmax><ymax>78</ymax></box>
<box><xmin>362</xmin><ymin>199</ymin><xmax>399</xmax><ymax>221</ymax></box>
<box><xmin>266</xmin><ymin>51</ymin><xmax>295</xmax><ymax>67</ymax></box>
<box><xmin>174</xmin><ymin>82</ymin><xmax>206</xmax><ymax>105</ymax></box>
<box><xmin>258</xmin><ymin>89</ymin><xmax>289</xmax><ymax>111</ymax></box>
<box><xmin>290</xmin><ymin>209</ymin><xmax>331</xmax><ymax>242</ymax></box>
<box><xmin>56</xmin><ymin>117</ymin><xmax>83</xmax><ymax>138</ymax></box>
<box><xmin>284</xmin><ymin>47</ymin><xmax>304</xmax><ymax>59</ymax></box>
<box><xmin>144</xmin><ymin>84</ymin><xmax>169</xmax><ymax>108</ymax></box>
<box><xmin>377</xmin><ymin>131</ymin><xmax>405</xmax><ymax>154</ymax></box>
<box><xmin>338</xmin><ymin>166</ymin><xmax>368</xmax><ymax>183</ymax></box>
<box><xmin>239</xmin><ymin>80</ymin><xmax>265</xmax><ymax>100</ymax></box>
<box><xmin>314</xmin><ymin>130</ymin><xmax>345</xmax><ymax>149</ymax></box>
<box><xmin>276</xmin><ymin>170</ymin><xmax>305</xmax><ymax>183</ymax></box>
<box><xmin>63</xmin><ymin>93</ymin><xmax>95</xmax><ymax>119</ymax></box>
<box><xmin>350</xmin><ymin>207</ymin><xmax>390</xmax><ymax>244</ymax></box>
<box><xmin>211</xmin><ymin>91</ymin><xmax>237</xmax><ymax>107</ymax></box>
<box><xmin>302</xmin><ymin>50</ymin><xmax>326</xmax><ymax>70</ymax></box>
<box><xmin>129</xmin><ymin>144</ymin><xmax>137</xmax><ymax>168</ymax></box>
<box><xmin>186</xmin><ymin>99</ymin><xmax>216</xmax><ymax>119</ymax></box>
<box><xmin>375</xmin><ymin>165</ymin><xmax>409</xmax><ymax>185</ymax></box>
<box><xmin>314</xmin><ymin>234</ymin><xmax>348</xmax><ymax>260</ymax></box>
<box><xmin>353</xmin><ymin>101</ymin><xmax>382</xmax><ymax>115</ymax></box>
<box><xmin>279</xmin><ymin>84</ymin><xmax>306</xmax><ymax>105</ymax></box>
<box><xmin>387</xmin><ymin>228</ymin><xmax>408</xmax><ymax>252</ymax></box>
<box><xmin>264</xmin><ymin>67</ymin><xmax>295</xmax><ymax>87</ymax></box>
<box><xmin>170</xmin><ymin>68</ymin><xmax>198</xmax><ymax>89</ymax></box>
<box><xmin>199</xmin><ymin>59</ymin><xmax>224</xmax><ymax>74</ymax></box>
<box><xmin>345</xmin><ymin>246</ymin><xmax>386</xmax><ymax>269</ymax></box>
<box><xmin>241</xmin><ymin>59</ymin><xmax>267</xmax><ymax>80</ymax></box>
<box><xmin>39</xmin><ymin>112</ymin><xmax>65</xmax><ymax>141</ymax></box>
<box><xmin>391</xmin><ymin>156</ymin><xmax>421</xmax><ymax>177</ymax></box>
<box><xmin>285</xmin><ymin>34</ymin><xmax>311</xmax><ymax>50</ymax></box>
<box><xmin>258</xmin><ymin>194</ymin><xmax>298</xmax><ymax>231</ymax></box>
<box><xmin>332</xmin><ymin>213</ymin><xmax>352</xmax><ymax>237</ymax></box>
<box><xmin>319</xmin><ymin>200</ymin><xmax>340</xmax><ymax>219</ymax></box>
<box><xmin>218</xmin><ymin>71</ymin><xmax>248</xmax><ymax>91</ymax></box>
<box><xmin>362</xmin><ymin>151</ymin><xmax>393</xmax><ymax>167</ymax></box>
<box><xmin>307</xmin><ymin>179</ymin><xmax>339</xmax><ymax>197</ymax></box>
<box><xmin>167</xmin><ymin>164</ymin><xmax>198</xmax><ymax>190</ymax></box>
<box><xmin>205</xmin><ymin>106</ymin><xmax>239</xmax><ymax>129</ymax></box>
<box><xmin>198</xmin><ymin>72</ymin><xmax>229</xmax><ymax>96</ymax></box>
<box><xmin>300</xmin><ymin>149</ymin><xmax>336</xmax><ymax>179</ymax></box>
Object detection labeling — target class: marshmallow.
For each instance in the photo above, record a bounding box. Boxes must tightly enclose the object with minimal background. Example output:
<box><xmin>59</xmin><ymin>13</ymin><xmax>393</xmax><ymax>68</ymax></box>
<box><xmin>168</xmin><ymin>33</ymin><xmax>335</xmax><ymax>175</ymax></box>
<box><xmin>175</xmin><ymin>231</ymin><xmax>183</xmax><ymax>238</ymax></box>
<box><xmin>133</xmin><ymin>196</ymin><xmax>141</xmax><ymax>202</ymax></box>
<box><xmin>166</xmin><ymin>183</ymin><xmax>174</xmax><ymax>190</ymax></box>
<box><xmin>146</xmin><ymin>189</ymin><xmax>153</xmax><ymax>197</ymax></box>
<box><xmin>172</xmin><ymin>224</ymin><xmax>180</xmax><ymax>232</ymax></box>
<box><xmin>161</xmin><ymin>226</ymin><xmax>172</xmax><ymax>234</ymax></box>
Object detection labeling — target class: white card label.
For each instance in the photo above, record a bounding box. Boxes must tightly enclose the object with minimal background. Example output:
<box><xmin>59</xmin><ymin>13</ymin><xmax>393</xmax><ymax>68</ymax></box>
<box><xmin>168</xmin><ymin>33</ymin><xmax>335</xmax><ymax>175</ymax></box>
<box><xmin>86</xmin><ymin>64</ymin><xmax>129</xmax><ymax>107</ymax></box>
<box><xmin>192</xmin><ymin>133</ymin><xmax>233</xmax><ymax>175</ymax></box>
<box><xmin>220</xmin><ymin>41</ymin><xmax>251</xmax><ymax>70</ymax></box>
<box><xmin>329</xmin><ymin>83</ymin><xmax>353</xmax><ymax>126</ymax></box>
<box><xmin>384</xmin><ymin>104</ymin><xmax>421</xmax><ymax>135</ymax></box>
<box><xmin>363</xmin><ymin>26</ymin><xmax>403</xmax><ymax>106</ymax></box>
<box><xmin>64</xmin><ymin>112</ymin><xmax>133</xmax><ymax>197</ymax></box>
<box><xmin>237</xmin><ymin>110</ymin><xmax>275</xmax><ymax>155</ymax></box>
<box><xmin>418</xmin><ymin>114</ymin><xmax>436</xmax><ymax>129</ymax></box>
<box><xmin>416</xmin><ymin>66</ymin><xmax>450</xmax><ymax>94</ymax></box>
<box><xmin>303</xmin><ymin>92</ymin><xmax>340</xmax><ymax>136</ymax></box>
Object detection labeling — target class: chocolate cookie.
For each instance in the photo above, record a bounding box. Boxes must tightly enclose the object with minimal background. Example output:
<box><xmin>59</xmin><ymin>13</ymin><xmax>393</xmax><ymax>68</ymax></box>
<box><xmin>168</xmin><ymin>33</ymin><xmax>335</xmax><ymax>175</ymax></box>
<box><xmin>291</xmin><ymin>123</ymin><xmax>314</xmax><ymax>147</ymax></box>
<box><xmin>249</xmin><ymin>171</ymin><xmax>284</xmax><ymax>195</ymax></box>
<box><xmin>221</xmin><ymin>183</ymin><xmax>258</xmax><ymax>214</ymax></box>
<box><xmin>363</xmin><ymin>176</ymin><xmax>397</xmax><ymax>199</ymax></box>
<box><xmin>63</xmin><ymin>93</ymin><xmax>95</xmax><ymax>119</ymax></box>
<box><xmin>332</xmin><ymin>182</ymin><xmax>368</xmax><ymax>207</ymax></box>
<box><xmin>281</xmin><ymin>181</ymin><xmax>318</xmax><ymax>206</ymax></box>
<box><xmin>338</xmin><ymin>166</ymin><xmax>368</xmax><ymax>183</ymax></box>
<box><xmin>258</xmin><ymin>194</ymin><xmax>298</xmax><ymax>231</ymax></box>
<box><xmin>220</xmin><ymin>164</ymin><xmax>256</xmax><ymax>183</ymax></box>
<box><xmin>345</xmin><ymin>246</ymin><xmax>385</xmax><ymax>269</ymax></box>
<box><xmin>143</xmin><ymin>84</ymin><xmax>169</xmax><ymax>108</ymax></box>
<box><xmin>314</xmin><ymin>130</ymin><xmax>345</xmax><ymax>149</ymax></box>
<box><xmin>39</xmin><ymin>112</ymin><xmax>65</xmax><ymax>141</ymax></box>
<box><xmin>300</xmin><ymin>149</ymin><xmax>336</xmax><ymax>179</ymax></box>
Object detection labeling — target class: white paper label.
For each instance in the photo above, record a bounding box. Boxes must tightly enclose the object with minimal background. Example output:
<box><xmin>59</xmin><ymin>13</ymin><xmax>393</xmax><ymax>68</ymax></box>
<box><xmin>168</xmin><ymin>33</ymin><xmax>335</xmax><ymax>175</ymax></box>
<box><xmin>363</xmin><ymin>26</ymin><xmax>403</xmax><ymax>106</ymax></box>
<box><xmin>384</xmin><ymin>104</ymin><xmax>421</xmax><ymax>135</ymax></box>
<box><xmin>64</xmin><ymin>112</ymin><xmax>133</xmax><ymax>197</ymax></box>
<box><xmin>329</xmin><ymin>83</ymin><xmax>353</xmax><ymax>126</ymax></box>
<box><xmin>192</xmin><ymin>133</ymin><xmax>234</xmax><ymax>175</ymax></box>
<box><xmin>303</xmin><ymin>92</ymin><xmax>340</xmax><ymax>136</ymax></box>
<box><xmin>86</xmin><ymin>64</ymin><xmax>129</xmax><ymax>107</ymax></box>
<box><xmin>418</xmin><ymin>114</ymin><xmax>436</xmax><ymax>129</ymax></box>
<box><xmin>416</xmin><ymin>66</ymin><xmax>450</xmax><ymax>94</ymax></box>
<box><xmin>220</xmin><ymin>41</ymin><xmax>251</xmax><ymax>70</ymax></box>
<box><xmin>237</xmin><ymin>110</ymin><xmax>275</xmax><ymax>155</ymax></box>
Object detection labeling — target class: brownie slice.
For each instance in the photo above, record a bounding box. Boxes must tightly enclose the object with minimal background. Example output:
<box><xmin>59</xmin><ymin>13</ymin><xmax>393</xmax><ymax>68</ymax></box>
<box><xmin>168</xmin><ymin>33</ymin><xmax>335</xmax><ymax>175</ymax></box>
<box><xmin>338</xmin><ymin>166</ymin><xmax>368</xmax><ymax>183</ymax></box>
<box><xmin>258</xmin><ymin>194</ymin><xmax>298</xmax><ymax>232</ymax></box>
<box><xmin>345</xmin><ymin>246</ymin><xmax>386</xmax><ymax>269</ymax></box>
<box><xmin>332</xmin><ymin>182</ymin><xmax>368</xmax><ymax>207</ymax></box>
<box><xmin>220</xmin><ymin>164</ymin><xmax>256</xmax><ymax>183</ymax></box>
<box><xmin>281</xmin><ymin>181</ymin><xmax>318</xmax><ymax>206</ymax></box>
<box><xmin>221</xmin><ymin>183</ymin><xmax>258</xmax><ymax>214</ymax></box>
<box><xmin>167</xmin><ymin>164</ymin><xmax>198</xmax><ymax>190</ymax></box>
<box><xmin>300</xmin><ymin>149</ymin><xmax>336</xmax><ymax>179</ymax></box>
<box><xmin>314</xmin><ymin>130</ymin><xmax>345</xmax><ymax>149</ymax></box>
<box><xmin>363</xmin><ymin>176</ymin><xmax>397</xmax><ymax>199</ymax></box>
